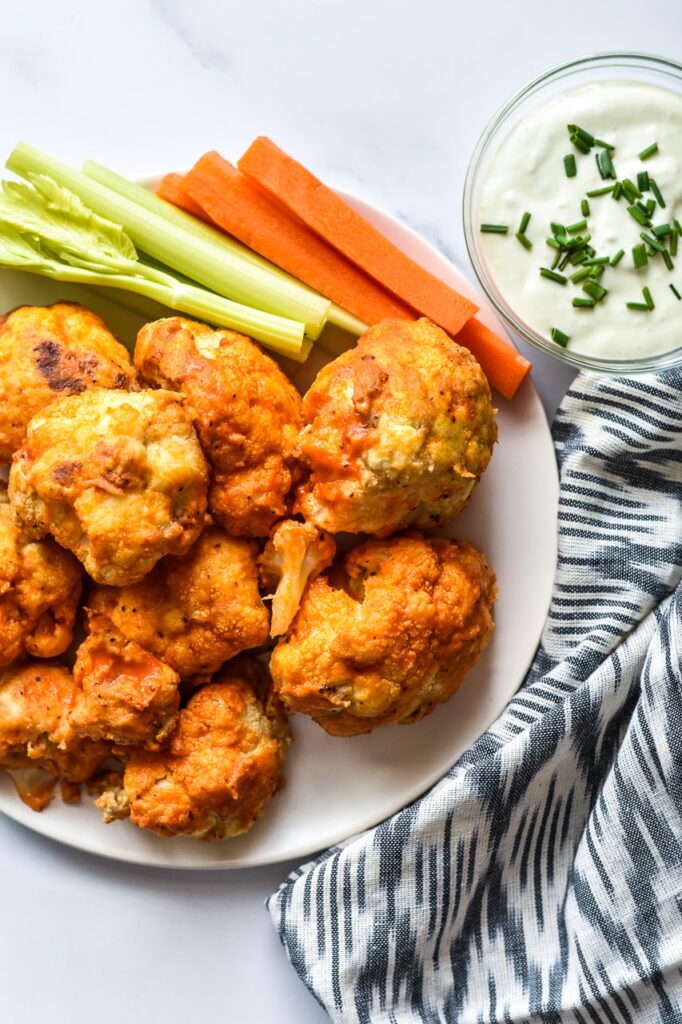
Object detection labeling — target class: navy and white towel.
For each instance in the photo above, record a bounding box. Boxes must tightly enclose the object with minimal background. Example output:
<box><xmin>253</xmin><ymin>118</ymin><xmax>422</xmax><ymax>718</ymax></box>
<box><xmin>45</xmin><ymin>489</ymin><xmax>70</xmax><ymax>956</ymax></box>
<box><xmin>268</xmin><ymin>370</ymin><xmax>682</xmax><ymax>1024</ymax></box>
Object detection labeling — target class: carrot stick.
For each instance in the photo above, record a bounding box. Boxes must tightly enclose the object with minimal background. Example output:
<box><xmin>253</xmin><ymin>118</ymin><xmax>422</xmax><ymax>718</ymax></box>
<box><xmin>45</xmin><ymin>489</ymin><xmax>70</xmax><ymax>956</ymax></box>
<box><xmin>163</xmin><ymin>153</ymin><xmax>531</xmax><ymax>398</ymax></box>
<box><xmin>181</xmin><ymin>152</ymin><xmax>415</xmax><ymax>327</ymax></box>
<box><xmin>455</xmin><ymin>318</ymin><xmax>531</xmax><ymax>399</ymax></box>
<box><xmin>238</xmin><ymin>137</ymin><xmax>478</xmax><ymax>336</ymax></box>
<box><xmin>157</xmin><ymin>172</ymin><xmax>213</xmax><ymax>224</ymax></box>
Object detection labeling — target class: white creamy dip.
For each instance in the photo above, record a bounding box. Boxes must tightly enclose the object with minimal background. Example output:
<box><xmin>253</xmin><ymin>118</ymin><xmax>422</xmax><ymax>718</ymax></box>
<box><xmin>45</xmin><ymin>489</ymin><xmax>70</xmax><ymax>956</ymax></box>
<box><xmin>479</xmin><ymin>81</ymin><xmax>682</xmax><ymax>360</ymax></box>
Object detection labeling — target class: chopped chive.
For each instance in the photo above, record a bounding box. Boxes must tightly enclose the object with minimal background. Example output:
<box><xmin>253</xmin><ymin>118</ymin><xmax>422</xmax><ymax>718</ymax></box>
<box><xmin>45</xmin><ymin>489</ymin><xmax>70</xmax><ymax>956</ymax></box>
<box><xmin>650</xmin><ymin>179</ymin><xmax>666</xmax><ymax>208</ymax></box>
<box><xmin>610</xmin><ymin>249</ymin><xmax>625</xmax><ymax>267</ymax></box>
<box><xmin>670</xmin><ymin>283</ymin><xmax>681</xmax><ymax>300</ymax></box>
<box><xmin>623</xmin><ymin>177</ymin><xmax>643</xmax><ymax>199</ymax></box>
<box><xmin>637</xmin><ymin>171</ymin><xmax>650</xmax><ymax>191</ymax></box>
<box><xmin>581</xmin><ymin>198</ymin><xmax>590</xmax><ymax>217</ymax></box>
<box><xmin>570</xmin><ymin>134</ymin><xmax>591</xmax><ymax>155</ymax></box>
<box><xmin>545</xmin><ymin>237</ymin><xmax>561</xmax><ymax>250</ymax></box>
<box><xmin>641</xmin><ymin>231</ymin><xmax>666</xmax><ymax>253</ymax></box>
<box><xmin>559</xmin><ymin>252</ymin><xmax>573</xmax><ymax>271</ymax></box>
<box><xmin>671</xmin><ymin>232</ymin><xmax>678</xmax><ymax>257</ymax></box>
<box><xmin>662</xmin><ymin>249</ymin><xmax>674</xmax><ymax>271</ymax></box>
<box><xmin>646</xmin><ymin>198</ymin><xmax>657</xmax><ymax>216</ymax></box>
<box><xmin>590</xmin><ymin>265</ymin><xmax>605</xmax><ymax>278</ymax></box>
<box><xmin>643</xmin><ymin>286</ymin><xmax>654</xmax><ymax>310</ymax></box>
<box><xmin>551</xmin><ymin>250</ymin><xmax>562</xmax><ymax>270</ymax></box>
<box><xmin>519</xmin><ymin>211</ymin><xmax>531</xmax><ymax>234</ymax></box>
<box><xmin>570</xmin><ymin>266</ymin><xmax>593</xmax><ymax>283</ymax></box>
<box><xmin>674</xmin><ymin>219</ymin><xmax>682</xmax><ymax>235</ymax></box>
<box><xmin>564</xmin><ymin>154</ymin><xmax>577</xmax><ymax>178</ymax></box>
<box><xmin>586</xmin><ymin>184</ymin><xmax>615</xmax><ymax>197</ymax></box>
<box><xmin>595</xmin><ymin>138</ymin><xmax>615</xmax><ymax>150</ymax></box>
<box><xmin>653</xmin><ymin>223</ymin><xmax>672</xmax><ymax>237</ymax></box>
<box><xmin>639</xmin><ymin>142</ymin><xmax>659</xmax><ymax>161</ymax></box>
<box><xmin>584</xmin><ymin>256</ymin><xmax>609</xmax><ymax>265</ymax></box>
<box><xmin>551</xmin><ymin>222</ymin><xmax>566</xmax><ymax>236</ymax></box>
<box><xmin>515</xmin><ymin>231</ymin><xmax>532</xmax><ymax>250</ymax></box>
<box><xmin>540</xmin><ymin>267</ymin><xmax>567</xmax><ymax>284</ymax></box>
<box><xmin>570</xmin><ymin>250</ymin><xmax>589</xmax><ymax>265</ymax></box>
<box><xmin>480</xmin><ymin>223</ymin><xmax>509</xmax><ymax>234</ymax></box>
<box><xmin>596</xmin><ymin>148</ymin><xmax>617</xmax><ymax>179</ymax></box>
<box><xmin>567</xmin><ymin>124</ymin><xmax>595</xmax><ymax>147</ymax></box>
<box><xmin>566</xmin><ymin>219</ymin><xmax>587</xmax><ymax>233</ymax></box>
<box><xmin>636</xmin><ymin>200</ymin><xmax>650</xmax><ymax>217</ymax></box>
<box><xmin>583</xmin><ymin>280</ymin><xmax>607</xmax><ymax>302</ymax></box>
<box><xmin>632</xmin><ymin>243</ymin><xmax>648</xmax><ymax>269</ymax></box>
<box><xmin>627</xmin><ymin>205</ymin><xmax>649</xmax><ymax>227</ymax></box>
<box><xmin>626</xmin><ymin>301</ymin><xmax>651</xmax><ymax>310</ymax></box>
<box><xmin>572</xmin><ymin>297</ymin><xmax>595</xmax><ymax>308</ymax></box>
<box><xmin>550</xmin><ymin>327</ymin><xmax>570</xmax><ymax>347</ymax></box>
<box><xmin>554</xmin><ymin>233</ymin><xmax>587</xmax><ymax>250</ymax></box>
<box><xmin>612</xmin><ymin>181</ymin><xmax>624</xmax><ymax>201</ymax></box>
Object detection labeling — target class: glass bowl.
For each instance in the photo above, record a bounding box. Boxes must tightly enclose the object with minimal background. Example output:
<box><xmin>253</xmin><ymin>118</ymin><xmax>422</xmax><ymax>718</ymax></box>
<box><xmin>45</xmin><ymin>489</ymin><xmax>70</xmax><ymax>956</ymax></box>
<box><xmin>463</xmin><ymin>52</ymin><xmax>682</xmax><ymax>373</ymax></box>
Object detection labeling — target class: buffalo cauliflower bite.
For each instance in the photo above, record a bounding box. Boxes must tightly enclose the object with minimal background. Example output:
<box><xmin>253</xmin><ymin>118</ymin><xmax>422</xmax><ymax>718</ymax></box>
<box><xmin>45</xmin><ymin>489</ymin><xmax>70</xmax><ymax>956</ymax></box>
<box><xmin>0</xmin><ymin>660</ymin><xmax>109</xmax><ymax>810</ymax></box>
<box><xmin>89</xmin><ymin>525</ymin><xmax>270</xmax><ymax>677</ymax></box>
<box><xmin>96</xmin><ymin>660</ymin><xmax>290</xmax><ymax>839</ymax></box>
<box><xmin>259</xmin><ymin>519</ymin><xmax>335</xmax><ymax>637</ymax></box>
<box><xmin>270</xmin><ymin>533</ymin><xmax>496</xmax><ymax>736</ymax></box>
<box><xmin>0</xmin><ymin>302</ymin><xmax>138</xmax><ymax>463</ymax></box>
<box><xmin>8</xmin><ymin>388</ymin><xmax>209</xmax><ymax>586</ymax></box>
<box><xmin>71</xmin><ymin>613</ymin><xmax>180</xmax><ymax>751</ymax></box>
<box><xmin>295</xmin><ymin>318</ymin><xmax>497</xmax><ymax>536</ymax></box>
<box><xmin>135</xmin><ymin>317</ymin><xmax>304</xmax><ymax>537</ymax></box>
<box><xmin>0</xmin><ymin>492</ymin><xmax>82</xmax><ymax>667</ymax></box>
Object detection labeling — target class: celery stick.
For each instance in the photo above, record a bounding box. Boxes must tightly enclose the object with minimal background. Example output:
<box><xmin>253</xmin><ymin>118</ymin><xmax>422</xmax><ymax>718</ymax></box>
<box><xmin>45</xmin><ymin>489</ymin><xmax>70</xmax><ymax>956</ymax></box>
<box><xmin>85</xmin><ymin>161</ymin><xmax>315</xmax><ymax>284</ymax></box>
<box><xmin>7</xmin><ymin>143</ymin><xmax>329</xmax><ymax>338</ymax></box>
<box><xmin>328</xmin><ymin>304</ymin><xmax>368</xmax><ymax>336</ymax></box>
<box><xmin>0</xmin><ymin>220</ymin><xmax>306</xmax><ymax>357</ymax></box>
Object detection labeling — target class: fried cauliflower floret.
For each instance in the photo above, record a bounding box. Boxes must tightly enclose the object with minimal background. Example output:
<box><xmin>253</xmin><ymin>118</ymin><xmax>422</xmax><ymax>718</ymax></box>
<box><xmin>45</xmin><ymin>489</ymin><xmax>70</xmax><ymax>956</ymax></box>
<box><xmin>295</xmin><ymin>318</ymin><xmax>497</xmax><ymax>536</ymax></box>
<box><xmin>0</xmin><ymin>492</ymin><xmax>82</xmax><ymax>666</ymax></box>
<box><xmin>259</xmin><ymin>520</ymin><xmax>335</xmax><ymax>637</ymax></box>
<box><xmin>135</xmin><ymin>317</ymin><xmax>304</xmax><ymax>537</ymax></box>
<box><xmin>0</xmin><ymin>660</ymin><xmax>109</xmax><ymax>810</ymax></box>
<box><xmin>96</xmin><ymin>660</ymin><xmax>290</xmax><ymax>839</ymax></box>
<box><xmin>0</xmin><ymin>302</ymin><xmax>138</xmax><ymax>462</ymax></box>
<box><xmin>270</xmin><ymin>533</ymin><xmax>496</xmax><ymax>736</ymax></box>
<box><xmin>89</xmin><ymin>525</ymin><xmax>269</xmax><ymax>677</ymax></box>
<box><xmin>71</xmin><ymin>613</ymin><xmax>180</xmax><ymax>751</ymax></box>
<box><xmin>8</xmin><ymin>388</ymin><xmax>209</xmax><ymax>586</ymax></box>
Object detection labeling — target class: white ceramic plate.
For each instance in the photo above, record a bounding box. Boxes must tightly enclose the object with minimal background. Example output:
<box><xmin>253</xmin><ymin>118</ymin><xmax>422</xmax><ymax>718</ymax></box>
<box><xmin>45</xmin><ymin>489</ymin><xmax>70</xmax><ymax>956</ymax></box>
<box><xmin>0</xmin><ymin>187</ymin><xmax>558</xmax><ymax>868</ymax></box>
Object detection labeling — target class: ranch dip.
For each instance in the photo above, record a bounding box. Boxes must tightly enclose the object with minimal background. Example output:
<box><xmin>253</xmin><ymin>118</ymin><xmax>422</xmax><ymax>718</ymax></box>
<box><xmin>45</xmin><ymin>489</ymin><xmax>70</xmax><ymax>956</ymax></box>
<box><xmin>479</xmin><ymin>81</ymin><xmax>682</xmax><ymax>360</ymax></box>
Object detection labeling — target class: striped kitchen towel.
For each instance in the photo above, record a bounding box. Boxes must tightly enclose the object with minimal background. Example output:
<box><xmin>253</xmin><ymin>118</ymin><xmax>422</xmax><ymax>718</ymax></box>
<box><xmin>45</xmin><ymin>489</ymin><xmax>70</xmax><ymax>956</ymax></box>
<box><xmin>268</xmin><ymin>370</ymin><xmax>682</xmax><ymax>1024</ymax></box>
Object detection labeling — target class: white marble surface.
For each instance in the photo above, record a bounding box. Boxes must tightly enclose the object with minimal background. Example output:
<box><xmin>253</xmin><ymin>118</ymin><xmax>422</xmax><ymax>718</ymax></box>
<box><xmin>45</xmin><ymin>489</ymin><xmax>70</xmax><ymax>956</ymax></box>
<box><xmin>1</xmin><ymin>2</ymin><xmax>679</xmax><ymax>1021</ymax></box>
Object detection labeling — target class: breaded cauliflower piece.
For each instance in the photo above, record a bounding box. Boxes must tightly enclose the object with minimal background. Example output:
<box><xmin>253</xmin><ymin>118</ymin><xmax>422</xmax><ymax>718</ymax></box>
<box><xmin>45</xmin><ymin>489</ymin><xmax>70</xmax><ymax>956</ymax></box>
<box><xmin>0</xmin><ymin>492</ymin><xmax>82</xmax><ymax>667</ymax></box>
<box><xmin>0</xmin><ymin>302</ymin><xmax>138</xmax><ymax>462</ymax></box>
<box><xmin>259</xmin><ymin>519</ymin><xmax>335</xmax><ymax>637</ymax></box>
<box><xmin>0</xmin><ymin>660</ymin><xmax>109</xmax><ymax>810</ymax></box>
<box><xmin>71</xmin><ymin>613</ymin><xmax>180</xmax><ymax>751</ymax></box>
<box><xmin>96</xmin><ymin>659</ymin><xmax>290</xmax><ymax>839</ymax></box>
<box><xmin>296</xmin><ymin>318</ymin><xmax>497</xmax><ymax>536</ymax></box>
<box><xmin>270</xmin><ymin>533</ymin><xmax>496</xmax><ymax>736</ymax></box>
<box><xmin>8</xmin><ymin>388</ymin><xmax>209</xmax><ymax>586</ymax></box>
<box><xmin>135</xmin><ymin>317</ymin><xmax>304</xmax><ymax>537</ymax></box>
<box><xmin>89</xmin><ymin>525</ymin><xmax>269</xmax><ymax>677</ymax></box>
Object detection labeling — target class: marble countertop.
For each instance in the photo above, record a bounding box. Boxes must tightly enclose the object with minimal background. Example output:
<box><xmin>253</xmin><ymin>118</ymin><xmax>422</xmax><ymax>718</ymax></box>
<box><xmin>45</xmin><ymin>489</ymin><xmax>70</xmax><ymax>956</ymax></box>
<box><xmin>2</xmin><ymin>2</ymin><xmax>678</xmax><ymax>1021</ymax></box>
